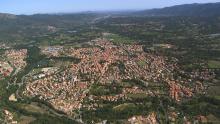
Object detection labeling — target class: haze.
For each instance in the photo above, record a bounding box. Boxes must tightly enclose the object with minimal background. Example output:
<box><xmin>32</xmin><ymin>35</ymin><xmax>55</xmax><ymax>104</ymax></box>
<box><xmin>1</xmin><ymin>0</ymin><xmax>220</xmax><ymax>14</ymax></box>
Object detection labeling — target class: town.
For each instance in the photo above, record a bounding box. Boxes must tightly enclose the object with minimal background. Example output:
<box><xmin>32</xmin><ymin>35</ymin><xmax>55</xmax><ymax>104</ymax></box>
<box><xmin>1</xmin><ymin>2</ymin><xmax>220</xmax><ymax>123</ymax></box>
<box><xmin>22</xmin><ymin>40</ymin><xmax>214</xmax><ymax>120</ymax></box>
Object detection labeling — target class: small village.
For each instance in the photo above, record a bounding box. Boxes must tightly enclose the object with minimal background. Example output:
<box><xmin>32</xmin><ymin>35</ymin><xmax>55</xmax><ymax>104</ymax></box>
<box><xmin>0</xmin><ymin>61</ymin><xmax>13</xmax><ymax>79</ymax></box>
<box><xmin>4</xmin><ymin>49</ymin><xmax>27</xmax><ymax>70</ymax></box>
<box><xmin>0</xmin><ymin>49</ymin><xmax>27</xmax><ymax>79</ymax></box>
<box><xmin>1</xmin><ymin>109</ymin><xmax>18</xmax><ymax>124</ymax></box>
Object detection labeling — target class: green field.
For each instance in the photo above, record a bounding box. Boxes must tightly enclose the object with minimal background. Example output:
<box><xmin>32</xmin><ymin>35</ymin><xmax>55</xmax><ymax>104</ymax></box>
<box><xmin>104</xmin><ymin>34</ymin><xmax>133</xmax><ymax>45</ymax></box>
<box><xmin>208</xmin><ymin>60</ymin><xmax>220</xmax><ymax>68</ymax></box>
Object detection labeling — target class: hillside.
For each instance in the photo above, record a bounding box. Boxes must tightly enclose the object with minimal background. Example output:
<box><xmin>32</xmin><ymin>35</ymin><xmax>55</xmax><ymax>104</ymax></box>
<box><xmin>136</xmin><ymin>2</ymin><xmax>220</xmax><ymax>16</ymax></box>
<box><xmin>0</xmin><ymin>13</ymin><xmax>16</xmax><ymax>19</ymax></box>
<box><xmin>0</xmin><ymin>13</ymin><xmax>102</xmax><ymax>43</ymax></box>
<box><xmin>1</xmin><ymin>2</ymin><xmax>220</xmax><ymax>43</ymax></box>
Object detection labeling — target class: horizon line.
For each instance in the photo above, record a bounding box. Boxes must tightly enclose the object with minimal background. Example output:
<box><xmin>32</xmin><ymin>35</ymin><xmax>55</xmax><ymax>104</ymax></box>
<box><xmin>1</xmin><ymin>2</ymin><xmax>219</xmax><ymax>16</ymax></box>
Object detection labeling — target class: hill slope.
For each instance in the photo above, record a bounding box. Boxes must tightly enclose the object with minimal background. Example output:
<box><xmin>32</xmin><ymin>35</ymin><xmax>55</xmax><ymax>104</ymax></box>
<box><xmin>0</xmin><ymin>13</ymin><xmax>17</xmax><ymax>19</ymax></box>
<box><xmin>136</xmin><ymin>2</ymin><xmax>220</xmax><ymax>16</ymax></box>
<box><xmin>0</xmin><ymin>13</ymin><xmax>101</xmax><ymax>42</ymax></box>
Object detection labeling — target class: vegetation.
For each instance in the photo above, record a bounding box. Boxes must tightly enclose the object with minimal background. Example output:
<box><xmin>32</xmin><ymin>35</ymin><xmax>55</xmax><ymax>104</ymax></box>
<box><xmin>208</xmin><ymin>60</ymin><xmax>220</xmax><ymax>69</ymax></box>
<box><xmin>0</xmin><ymin>3</ymin><xmax>220</xmax><ymax>123</ymax></box>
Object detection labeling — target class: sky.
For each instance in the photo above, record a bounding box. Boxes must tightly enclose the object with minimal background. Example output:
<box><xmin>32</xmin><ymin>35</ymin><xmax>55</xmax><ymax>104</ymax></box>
<box><xmin>0</xmin><ymin>0</ymin><xmax>220</xmax><ymax>15</ymax></box>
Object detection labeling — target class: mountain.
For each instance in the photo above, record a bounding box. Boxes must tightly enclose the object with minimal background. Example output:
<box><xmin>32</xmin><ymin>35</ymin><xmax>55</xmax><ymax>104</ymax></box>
<box><xmin>1</xmin><ymin>2</ymin><xmax>220</xmax><ymax>42</ymax></box>
<box><xmin>136</xmin><ymin>2</ymin><xmax>220</xmax><ymax>17</ymax></box>
<box><xmin>0</xmin><ymin>13</ymin><xmax>102</xmax><ymax>42</ymax></box>
<box><xmin>0</xmin><ymin>13</ymin><xmax>16</xmax><ymax>19</ymax></box>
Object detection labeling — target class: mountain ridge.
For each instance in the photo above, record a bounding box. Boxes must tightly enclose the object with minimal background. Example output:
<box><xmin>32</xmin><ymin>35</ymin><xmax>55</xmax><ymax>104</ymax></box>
<box><xmin>0</xmin><ymin>13</ymin><xmax>16</xmax><ymax>19</ymax></box>
<box><xmin>1</xmin><ymin>2</ymin><xmax>220</xmax><ymax>17</ymax></box>
<box><xmin>135</xmin><ymin>2</ymin><xmax>220</xmax><ymax>17</ymax></box>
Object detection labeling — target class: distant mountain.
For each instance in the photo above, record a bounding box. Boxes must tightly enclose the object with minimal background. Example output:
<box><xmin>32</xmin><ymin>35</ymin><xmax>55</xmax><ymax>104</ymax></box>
<box><xmin>0</xmin><ymin>13</ymin><xmax>16</xmax><ymax>19</ymax></box>
<box><xmin>136</xmin><ymin>2</ymin><xmax>220</xmax><ymax>17</ymax></box>
<box><xmin>0</xmin><ymin>13</ymin><xmax>101</xmax><ymax>42</ymax></box>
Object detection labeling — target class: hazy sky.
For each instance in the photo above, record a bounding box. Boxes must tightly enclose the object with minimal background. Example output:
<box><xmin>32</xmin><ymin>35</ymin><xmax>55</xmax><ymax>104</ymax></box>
<box><xmin>1</xmin><ymin>0</ymin><xmax>220</xmax><ymax>14</ymax></box>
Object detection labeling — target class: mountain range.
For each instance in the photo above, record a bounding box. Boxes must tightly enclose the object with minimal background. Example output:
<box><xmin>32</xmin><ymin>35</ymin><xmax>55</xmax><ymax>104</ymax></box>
<box><xmin>0</xmin><ymin>2</ymin><xmax>220</xmax><ymax>42</ymax></box>
<box><xmin>1</xmin><ymin>2</ymin><xmax>220</xmax><ymax>18</ymax></box>
<box><xmin>135</xmin><ymin>2</ymin><xmax>220</xmax><ymax>16</ymax></box>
